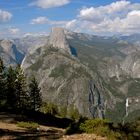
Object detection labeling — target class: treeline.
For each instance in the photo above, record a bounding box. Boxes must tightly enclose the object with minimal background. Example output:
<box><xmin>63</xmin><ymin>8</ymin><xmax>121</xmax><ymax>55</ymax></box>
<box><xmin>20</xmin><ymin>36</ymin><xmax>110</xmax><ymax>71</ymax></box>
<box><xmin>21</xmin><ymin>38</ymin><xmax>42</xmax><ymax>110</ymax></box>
<box><xmin>0</xmin><ymin>58</ymin><xmax>42</xmax><ymax>112</ymax></box>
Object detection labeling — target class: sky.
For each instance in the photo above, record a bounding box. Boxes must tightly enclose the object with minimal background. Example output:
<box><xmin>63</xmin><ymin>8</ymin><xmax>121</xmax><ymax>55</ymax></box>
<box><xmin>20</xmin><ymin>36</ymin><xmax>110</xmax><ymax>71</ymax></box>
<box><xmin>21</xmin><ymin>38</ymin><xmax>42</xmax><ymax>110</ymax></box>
<box><xmin>0</xmin><ymin>0</ymin><xmax>140</xmax><ymax>38</ymax></box>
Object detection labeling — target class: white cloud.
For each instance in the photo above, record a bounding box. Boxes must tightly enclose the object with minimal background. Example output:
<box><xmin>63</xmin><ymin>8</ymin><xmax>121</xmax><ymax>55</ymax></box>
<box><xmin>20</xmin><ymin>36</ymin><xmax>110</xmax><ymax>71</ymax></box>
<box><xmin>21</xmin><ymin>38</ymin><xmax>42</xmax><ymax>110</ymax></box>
<box><xmin>23</xmin><ymin>32</ymin><xmax>48</xmax><ymax>37</ymax></box>
<box><xmin>0</xmin><ymin>27</ymin><xmax>21</xmax><ymax>38</ymax></box>
<box><xmin>29</xmin><ymin>1</ymin><xmax>140</xmax><ymax>36</ymax></box>
<box><xmin>30</xmin><ymin>0</ymin><xmax>70</xmax><ymax>9</ymax></box>
<box><xmin>65</xmin><ymin>19</ymin><xmax>77</xmax><ymax>29</ymax></box>
<box><xmin>9</xmin><ymin>28</ymin><xmax>20</xmax><ymax>34</ymax></box>
<box><xmin>31</xmin><ymin>16</ymin><xmax>67</xmax><ymax>25</ymax></box>
<box><xmin>121</xmin><ymin>10</ymin><xmax>140</xmax><ymax>32</ymax></box>
<box><xmin>31</xmin><ymin>17</ymin><xmax>49</xmax><ymax>24</ymax></box>
<box><xmin>0</xmin><ymin>9</ymin><xmax>12</xmax><ymax>22</ymax></box>
<box><xmin>65</xmin><ymin>0</ymin><xmax>140</xmax><ymax>35</ymax></box>
<box><xmin>78</xmin><ymin>1</ymin><xmax>130</xmax><ymax>22</ymax></box>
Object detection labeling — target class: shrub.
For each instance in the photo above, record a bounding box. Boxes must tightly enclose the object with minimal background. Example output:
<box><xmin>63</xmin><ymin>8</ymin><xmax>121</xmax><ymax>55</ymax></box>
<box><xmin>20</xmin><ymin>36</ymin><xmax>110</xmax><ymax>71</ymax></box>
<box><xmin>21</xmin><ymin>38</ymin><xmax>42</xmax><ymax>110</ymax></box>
<box><xmin>17</xmin><ymin>121</ymin><xmax>39</xmax><ymax>130</ymax></box>
<box><xmin>59</xmin><ymin>106</ymin><xmax>67</xmax><ymax>118</ymax></box>
<box><xmin>79</xmin><ymin>119</ymin><xmax>122</xmax><ymax>139</ymax></box>
<box><xmin>79</xmin><ymin>119</ymin><xmax>109</xmax><ymax>133</ymax></box>
<box><xmin>69</xmin><ymin>106</ymin><xmax>80</xmax><ymax>121</ymax></box>
<box><xmin>40</xmin><ymin>102</ymin><xmax>58</xmax><ymax>116</ymax></box>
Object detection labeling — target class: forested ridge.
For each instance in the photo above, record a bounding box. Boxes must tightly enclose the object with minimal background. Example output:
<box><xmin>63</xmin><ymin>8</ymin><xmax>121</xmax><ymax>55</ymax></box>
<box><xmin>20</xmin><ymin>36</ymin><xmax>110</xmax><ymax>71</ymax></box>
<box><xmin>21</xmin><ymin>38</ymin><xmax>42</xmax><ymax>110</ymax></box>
<box><xmin>0</xmin><ymin>58</ymin><xmax>42</xmax><ymax>112</ymax></box>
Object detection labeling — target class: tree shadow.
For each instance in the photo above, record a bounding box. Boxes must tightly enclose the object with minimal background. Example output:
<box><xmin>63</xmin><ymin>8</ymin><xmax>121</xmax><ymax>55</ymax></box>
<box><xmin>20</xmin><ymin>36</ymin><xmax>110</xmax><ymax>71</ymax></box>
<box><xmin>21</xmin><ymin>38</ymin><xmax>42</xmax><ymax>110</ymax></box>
<box><xmin>0</xmin><ymin>109</ymin><xmax>73</xmax><ymax>139</ymax></box>
<box><xmin>21</xmin><ymin>110</ymin><xmax>73</xmax><ymax>129</ymax></box>
<box><xmin>0</xmin><ymin>128</ymin><xmax>63</xmax><ymax>140</ymax></box>
<box><xmin>0</xmin><ymin>109</ymin><xmax>73</xmax><ymax>128</ymax></box>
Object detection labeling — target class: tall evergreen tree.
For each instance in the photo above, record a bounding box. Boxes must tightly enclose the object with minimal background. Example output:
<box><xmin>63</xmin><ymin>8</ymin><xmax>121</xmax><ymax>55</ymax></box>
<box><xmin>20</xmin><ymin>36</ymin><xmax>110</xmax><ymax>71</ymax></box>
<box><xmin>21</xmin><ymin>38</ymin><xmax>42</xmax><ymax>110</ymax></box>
<box><xmin>29</xmin><ymin>76</ymin><xmax>42</xmax><ymax>111</ymax></box>
<box><xmin>0</xmin><ymin>58</ymin><xmax>6</xmax><ymax>105</ymax></box>
<box><xmin>6</xmin><ymin>66</ymin><xmax>17</xmax><ymax>108</ymax></box>
<box><xmin>15</xmin><ymin>65</ymin><xmax>28</xmax><ymax>109</ymax></box>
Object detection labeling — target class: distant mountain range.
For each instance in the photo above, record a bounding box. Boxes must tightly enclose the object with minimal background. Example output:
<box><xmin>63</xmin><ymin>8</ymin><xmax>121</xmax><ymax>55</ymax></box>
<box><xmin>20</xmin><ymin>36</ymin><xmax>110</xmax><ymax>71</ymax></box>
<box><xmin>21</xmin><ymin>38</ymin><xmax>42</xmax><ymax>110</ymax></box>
<box><xmin>1</xmin><ymin>28</ymin><xmax>140</xmax><ymax>122</ymax></box>
<box><xmin>119</xmin><ymin>34</ymin><xmax>140</xmax><ymax>44</ymax></box>
<box><xmin>0</xmin><ymin>39</ymin><xmax>24</xmax><ymax>66</ymax></box>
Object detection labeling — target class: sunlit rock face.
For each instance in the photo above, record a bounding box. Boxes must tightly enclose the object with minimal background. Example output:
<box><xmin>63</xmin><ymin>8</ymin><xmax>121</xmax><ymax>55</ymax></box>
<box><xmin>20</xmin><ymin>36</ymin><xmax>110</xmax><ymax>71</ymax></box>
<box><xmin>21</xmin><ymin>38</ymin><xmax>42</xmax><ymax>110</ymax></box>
<box><xmin>49</xmin><ymin>27</ymin><xmax>71</xmax><ymax>54</ymax></box>
<box><xmin>22</xmin><ymin>29</ymin><xmax>140</xmax><ymax>122</ymax></box>
<box><xmin>121</xmin><ymin>52</ymin><xmax>140</xmax><ymax>78</ymax></box>
<box><xmin>1</xmin><ymin>28</ymin><xmax>140</xmax><ymax>122</ymax></box>
<box><xmin>1</xmin><ymin>39</ymin><xmax>13</xmax><ymax>53</ymax></box>
<box><xmin>0</xmin><ymin>39</ymin><xmax>24</xmax><ymax>66</ymax></box>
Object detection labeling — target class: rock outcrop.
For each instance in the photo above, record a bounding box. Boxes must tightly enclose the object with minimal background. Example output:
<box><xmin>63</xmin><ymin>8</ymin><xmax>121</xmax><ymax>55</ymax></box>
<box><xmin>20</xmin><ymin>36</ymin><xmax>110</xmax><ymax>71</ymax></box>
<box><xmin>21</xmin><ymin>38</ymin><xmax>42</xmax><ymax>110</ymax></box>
<box><xmin>22</xmin><ymin>43</ymin><xmax>105</xmax><ymax>119</ymax></box>
<box><xmin>0</xmin><ymin>39</ymin><xmax>24</xmax><ymax>66</ymax></box>
<box><xmin>49</xmin><ymin>27</ymin><xmax>71</xmax><ymax>54</ymax></box>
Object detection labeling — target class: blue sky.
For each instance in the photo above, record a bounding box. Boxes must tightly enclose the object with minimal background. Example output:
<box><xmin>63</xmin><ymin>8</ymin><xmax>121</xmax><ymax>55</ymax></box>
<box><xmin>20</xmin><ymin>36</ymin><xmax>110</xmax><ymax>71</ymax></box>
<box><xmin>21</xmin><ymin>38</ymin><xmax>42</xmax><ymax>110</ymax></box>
<box><xmin>0</xmin><ymin>0</ymin><xmax>140</xmax><ymax>37</ymax></box>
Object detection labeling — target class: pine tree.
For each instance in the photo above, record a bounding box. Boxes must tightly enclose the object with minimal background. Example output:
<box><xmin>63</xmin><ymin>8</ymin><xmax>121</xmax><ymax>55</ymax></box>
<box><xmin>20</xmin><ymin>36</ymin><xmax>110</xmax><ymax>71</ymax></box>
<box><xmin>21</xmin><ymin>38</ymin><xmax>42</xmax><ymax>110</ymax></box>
<box><xmin>6</xmin><ymin>66</ymin><xmax>17</xmax><ymax>108</ymax></box>
<box><xmin>15</xmin><ymin>65</ymin><xmax>28</xmax><ymax>110</ymax></box>
<box><xmin>0</xmin><ymin>58</ymin><xmax>6</xmax><ymax>105</ymax></box>
<box><xmin>29</xmin><ymin>76</ymin><xmax>42</xmax><ymax>111</ymax></box>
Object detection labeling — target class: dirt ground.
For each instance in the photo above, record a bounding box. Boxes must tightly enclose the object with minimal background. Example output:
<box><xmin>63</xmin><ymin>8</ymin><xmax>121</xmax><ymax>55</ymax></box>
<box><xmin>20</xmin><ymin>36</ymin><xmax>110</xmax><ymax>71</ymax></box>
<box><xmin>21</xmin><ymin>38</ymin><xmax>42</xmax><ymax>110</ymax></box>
<box><xmin>0</xmin><ymin>112</ymin><xmax>106</xmax><ymax>140</ymax></box>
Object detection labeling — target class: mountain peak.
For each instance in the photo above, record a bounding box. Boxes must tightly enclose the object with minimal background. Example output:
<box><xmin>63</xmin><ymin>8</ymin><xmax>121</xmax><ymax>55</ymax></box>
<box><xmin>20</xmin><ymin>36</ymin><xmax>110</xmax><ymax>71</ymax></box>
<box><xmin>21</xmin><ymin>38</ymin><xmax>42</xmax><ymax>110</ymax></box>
<box><xmin>0</xmin><ymin>39</ymin><xmax>14</xmax><ymax>53</ymax></box>
<box><xmin>49</xmin><ymin>27</ymin><xmax>71</xmax><ymax>54</ymax></box>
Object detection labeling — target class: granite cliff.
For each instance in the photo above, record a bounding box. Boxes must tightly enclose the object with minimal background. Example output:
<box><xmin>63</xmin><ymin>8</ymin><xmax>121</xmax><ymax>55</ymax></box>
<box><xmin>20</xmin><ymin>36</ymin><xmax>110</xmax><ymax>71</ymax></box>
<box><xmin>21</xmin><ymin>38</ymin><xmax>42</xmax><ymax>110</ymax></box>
<box><xmin>1</xmin><ymin>28</ymin><xmax>140</xmax><ymax>122</ymax></box>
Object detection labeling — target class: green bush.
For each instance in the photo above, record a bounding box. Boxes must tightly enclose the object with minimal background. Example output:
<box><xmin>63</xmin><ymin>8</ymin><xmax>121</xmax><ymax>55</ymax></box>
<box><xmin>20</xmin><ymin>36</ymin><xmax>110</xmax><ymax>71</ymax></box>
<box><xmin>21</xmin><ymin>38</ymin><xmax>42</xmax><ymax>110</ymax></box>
<box><xmin>79</xmin><ymin>119</ymin><xmax>109</xmax><ymax>133</ymax></box>
<box><xmin>59</xmin><ymin>106</ymin><xmax>67</xmax><ymax>118</ymax></box>
<box><xmin>79</xmin><ymin>119</ymin><xmax>123</xmax><ymax>139</ymax></box>
<box><xmin>40</xmin><ymin>102</ymin><xmax>58</xmax><ymax>116</ymax></box>
<box><xmin>17</xmin><ymin>121</ymin><xmax>39</xmax><ymax>130</ymax></box>
<box><xmin>66</xmin><ymin>118</ymin><xmax>140</xmax><ymax>139</ymax></box>
<box><xmin>69</xmin><ymin>106</ymin><xmax>80</xmax><ymax>121</ymax></box>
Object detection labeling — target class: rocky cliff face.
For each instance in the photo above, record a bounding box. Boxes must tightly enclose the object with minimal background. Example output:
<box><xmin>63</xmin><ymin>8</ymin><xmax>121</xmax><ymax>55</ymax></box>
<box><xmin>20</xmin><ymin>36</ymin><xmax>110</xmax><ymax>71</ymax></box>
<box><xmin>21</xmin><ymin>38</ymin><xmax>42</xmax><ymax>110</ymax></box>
<box><xmin>49</xmin><ymin>27</ymin><xmax>71</xmax><ymax>54</ymax></box>
<box><xmin>7</xmin><ymin>28</ymin><xmax>140</xmax><ymax>122</ymax></box>
<box><xmin>0</xmin><ymin>34</ymin><xmax>48</xmax><ymax>66</ymax></box>
<box><xmin>14</xmin><ymin>34</ymin><xmax>48</xmax><ymax>54</ymax></box>
<box><xmin>67</xmin><ymin>32</ymin><xmax>140</xmax><ymax>122</ymax></box>
<box><xmin>24</xmin><ymin>50</ymin><xmax>105</xmax><ymax>118</ymax></box>
<box><xmin>0</xmin><ymin>39</ymin><xmax>24</xmax><ymax>66</ymax></box>
<box><xmin>121</xmin><ymin>52</ymin><xmax>140</xmax><ymax>78</ymax></box>
<box><xmin>22</xmin><ymin>28</ymin><xmax>105</xmax><ymax>119</ymax></box>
